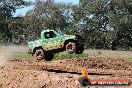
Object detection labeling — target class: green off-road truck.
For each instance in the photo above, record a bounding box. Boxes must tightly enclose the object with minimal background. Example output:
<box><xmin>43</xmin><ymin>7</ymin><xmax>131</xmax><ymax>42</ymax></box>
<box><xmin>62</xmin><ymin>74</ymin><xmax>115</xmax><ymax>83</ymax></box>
<box><xmin>28</xmin><ymin>29</ymin><xmax>85</xmax><ymax>61</ymax></box>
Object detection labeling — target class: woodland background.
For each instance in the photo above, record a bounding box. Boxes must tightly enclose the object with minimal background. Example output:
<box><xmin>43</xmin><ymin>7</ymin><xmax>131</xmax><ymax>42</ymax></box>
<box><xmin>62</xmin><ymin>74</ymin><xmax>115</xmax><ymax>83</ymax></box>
<box><xmin>0</xmin><ymin>0</ymin><xmax>132</xmax><ymax>50</ymax></box>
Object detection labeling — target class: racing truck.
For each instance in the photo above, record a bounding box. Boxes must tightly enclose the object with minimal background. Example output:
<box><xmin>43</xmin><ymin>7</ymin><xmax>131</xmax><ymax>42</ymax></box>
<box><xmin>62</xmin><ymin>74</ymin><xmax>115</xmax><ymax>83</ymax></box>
<box><xmin>28</xmin><ymin>29</ymin><xmax>85</xmax><ymax>61</ymax></box>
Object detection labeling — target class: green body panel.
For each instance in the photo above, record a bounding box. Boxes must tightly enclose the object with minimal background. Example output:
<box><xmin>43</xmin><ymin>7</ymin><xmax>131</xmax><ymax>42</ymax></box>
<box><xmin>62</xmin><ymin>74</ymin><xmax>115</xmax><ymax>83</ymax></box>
<box><xmin>28</xmin><ymin>29</ymin><xmax>76</xmax><ymax>53</ymax></box>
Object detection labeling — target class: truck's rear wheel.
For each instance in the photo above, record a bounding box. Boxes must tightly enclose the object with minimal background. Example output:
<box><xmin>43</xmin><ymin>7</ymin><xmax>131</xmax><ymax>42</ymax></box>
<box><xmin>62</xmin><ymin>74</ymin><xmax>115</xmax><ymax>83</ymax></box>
<box><xmin>75</xmin><ymin>46</ymin><xmax>84</xmax><ymax>54</ymax></box>
<box><xmin>44</xmin><ymin>52</ymin><xmax>54</xmax><ymax>61</ymax></box>
<box><xmin>66</xmin><ymin>42</ymin><xmax>76</xmax><ymax>54</ymax></box>
<box><xmin>34</xmin><ymin>49</ymin><xmax>44</xmax><ymax>60</ymax></box>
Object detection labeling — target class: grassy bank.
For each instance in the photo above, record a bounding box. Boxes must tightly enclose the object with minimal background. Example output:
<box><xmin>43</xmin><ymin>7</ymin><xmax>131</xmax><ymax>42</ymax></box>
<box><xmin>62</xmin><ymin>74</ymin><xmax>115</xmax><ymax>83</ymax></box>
<box><xmin>12</xmin><ymin>52</ymin><xmax>90</xmax><ymax>60</ymax></box>
<box><xmin>54</xmin><ymin>53</ymin><xmax>89</xmax><ymax>60</ymax></box>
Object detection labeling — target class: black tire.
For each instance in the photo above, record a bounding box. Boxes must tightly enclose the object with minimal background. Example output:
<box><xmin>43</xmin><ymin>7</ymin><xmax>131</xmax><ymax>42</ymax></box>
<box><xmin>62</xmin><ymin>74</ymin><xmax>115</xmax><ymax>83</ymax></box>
<box><xmin>66</xmin><ymin>42</ymin><xmax>76</xmax><ymax>54</ymax></box>
<box><xmin>44</xmin><ymin>52</ymin><xmax>54</xmax><ymax>61</ymax></box>
<box><xmin>75</xmin><ymin>46</ymin><xmax>84</xmax><ymax>54</ymax></box>
<box><xmin>34</xmin><ymin>49</ymin><xmax>44</xmax><ymax>60</ymax></box>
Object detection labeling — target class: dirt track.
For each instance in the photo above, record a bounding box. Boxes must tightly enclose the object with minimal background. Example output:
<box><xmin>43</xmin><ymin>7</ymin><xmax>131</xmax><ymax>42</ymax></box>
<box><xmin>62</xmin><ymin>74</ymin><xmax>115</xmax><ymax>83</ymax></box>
<box><xmin>0</xmin><ymin>57</ymin><xmax>132</xmax><ymax>88</ymax></box>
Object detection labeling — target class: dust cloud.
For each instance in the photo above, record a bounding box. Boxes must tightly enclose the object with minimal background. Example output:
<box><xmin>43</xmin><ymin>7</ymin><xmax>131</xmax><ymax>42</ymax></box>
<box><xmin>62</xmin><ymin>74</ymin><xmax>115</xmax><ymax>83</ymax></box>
<box><xmin>0</xmin><ymin>45</ymin><xmax>27</xmax><ymax>66</ymax></box>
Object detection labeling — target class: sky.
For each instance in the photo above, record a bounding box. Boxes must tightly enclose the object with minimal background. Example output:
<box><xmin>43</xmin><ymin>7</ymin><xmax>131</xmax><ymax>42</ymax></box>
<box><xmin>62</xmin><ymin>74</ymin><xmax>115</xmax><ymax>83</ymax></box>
<box><xmin>13</xmin><ymin>0</ymin><xmax>79</xmax><ymax>17</ymax></box>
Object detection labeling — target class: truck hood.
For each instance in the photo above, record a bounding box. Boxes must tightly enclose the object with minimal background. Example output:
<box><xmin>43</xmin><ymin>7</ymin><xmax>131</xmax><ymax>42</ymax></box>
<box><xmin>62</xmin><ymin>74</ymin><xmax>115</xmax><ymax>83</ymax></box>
<box><xmin>63</xmin><ymin>35</ymin><xmax>76</xmax><ymax>39</ymax></box>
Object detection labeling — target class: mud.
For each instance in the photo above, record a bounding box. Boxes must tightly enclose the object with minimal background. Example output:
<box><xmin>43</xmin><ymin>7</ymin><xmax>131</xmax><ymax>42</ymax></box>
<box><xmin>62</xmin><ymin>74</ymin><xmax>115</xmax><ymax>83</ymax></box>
<box><xmin>0</xmin><ymin>57</ymin><xmax>131</xmax><ymax>88</ymax></box>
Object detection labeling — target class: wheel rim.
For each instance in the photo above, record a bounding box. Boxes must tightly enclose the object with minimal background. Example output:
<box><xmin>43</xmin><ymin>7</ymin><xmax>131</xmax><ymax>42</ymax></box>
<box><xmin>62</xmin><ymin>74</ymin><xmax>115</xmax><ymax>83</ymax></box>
<box><xmin>67</xmin><ymin>44</ymin><xmax>73</xmax><ymax>51</ymax></box>
<box><xmin>36</xmin><ymin>51</ymin><xmax>42</xmax><ymax>56</ymax></box>
<box><xmin>35</xmin><ymin>50</ymin><xmax>44</xmax><ymax>60</ymax></box>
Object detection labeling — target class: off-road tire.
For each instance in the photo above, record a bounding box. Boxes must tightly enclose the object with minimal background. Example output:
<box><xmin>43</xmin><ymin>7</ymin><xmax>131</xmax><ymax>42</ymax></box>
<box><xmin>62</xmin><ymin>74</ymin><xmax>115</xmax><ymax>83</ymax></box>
<box><xmin>34</xmin><ymin>49</ymin><xmax>44</xmax><ymax>60</ymax></box>
<box><xmin>44</xmin><ymin>52</ymin><xmax>54</xmax><ymax>61</ymax></box>
<box><xmin>66</xmin><ymin>42</ymin><xmax>76</xmax><ymax>54</ymax></box>
<box><xmin>75</xmin><ymin>46</ymin><xmax>84</xmax><ymax>54</ymax></box>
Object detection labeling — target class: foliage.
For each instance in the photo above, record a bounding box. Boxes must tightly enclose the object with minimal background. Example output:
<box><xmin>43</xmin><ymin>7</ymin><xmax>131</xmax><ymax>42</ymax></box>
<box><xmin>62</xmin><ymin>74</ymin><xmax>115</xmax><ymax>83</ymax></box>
<box><xmin>0</xmin><ymin>0</ymin><xmax>32</xmax><ymax>44</ymax></box>
<box><xmin>0</xmin><ymin>0</ymin><xmax>132</xmax><ymax>50</ymax></box>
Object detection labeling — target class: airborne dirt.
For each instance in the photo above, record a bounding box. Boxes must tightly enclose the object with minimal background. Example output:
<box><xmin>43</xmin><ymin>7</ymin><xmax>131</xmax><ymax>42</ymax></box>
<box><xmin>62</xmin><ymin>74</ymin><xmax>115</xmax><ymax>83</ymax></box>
<box><xmin>0</xmin><ymin>46</ymin><xmax>132</xmax><ymax>88</ymax></box>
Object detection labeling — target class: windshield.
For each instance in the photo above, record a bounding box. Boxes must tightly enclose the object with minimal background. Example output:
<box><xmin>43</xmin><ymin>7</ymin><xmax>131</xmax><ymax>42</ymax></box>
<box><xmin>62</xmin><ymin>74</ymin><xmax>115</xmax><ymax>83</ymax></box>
<box><xmin>57</xmin><ymin>31</ymin><xmax>64</xmax><ymax>35</ymax></box>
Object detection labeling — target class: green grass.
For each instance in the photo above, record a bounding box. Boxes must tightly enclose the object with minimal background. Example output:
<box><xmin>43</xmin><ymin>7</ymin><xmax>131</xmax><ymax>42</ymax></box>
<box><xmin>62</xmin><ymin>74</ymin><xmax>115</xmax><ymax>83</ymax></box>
<box><xmin>10</xmin><ymin>51</ymin><xmax>32</xmax><ymax>59</ymax></box>
<box><xmin>12</xmin><ymin>52</ymin><xmax>89</xmax><ymax>60</ymax></box>
<box><xmin>12</xmin><ymin>54</ymin><xmax>32</xmax><ymax>59</ymax></box>
<box><xmin>53</xmin><ymin>53</ymin><xmax>89</xmax><ymax>60</ymax></box>
<box><xmin>128</xmin><ymin>57</ymin><xmax>132</xmax><ymax>60</ymax></box>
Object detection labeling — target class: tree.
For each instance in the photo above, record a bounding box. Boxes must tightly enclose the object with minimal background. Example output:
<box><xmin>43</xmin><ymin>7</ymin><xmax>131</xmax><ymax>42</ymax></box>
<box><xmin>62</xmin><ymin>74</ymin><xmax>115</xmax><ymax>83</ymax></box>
<box><xmin>109</xmin><ymin>0</ymin><xmax>132</xmax><ymax>50</ymax></box>
<box><xmin>23</xmin><ymin>0</ymin><xmax>73</xmax><ymax>41</ymax></box>
<box><xmin>71</xmin><ymin>0</ymin><xmax>132</xmax><ymax>50</ymax></box>
<box><xmin>71</xmin><ymin>0</ymin><xmax>112</xmax><ymax>49</ymax></box>
<box><xmin>0</xmin><ymin>0</ymin><xmax>31</xmax><ymax>44</ymax></box>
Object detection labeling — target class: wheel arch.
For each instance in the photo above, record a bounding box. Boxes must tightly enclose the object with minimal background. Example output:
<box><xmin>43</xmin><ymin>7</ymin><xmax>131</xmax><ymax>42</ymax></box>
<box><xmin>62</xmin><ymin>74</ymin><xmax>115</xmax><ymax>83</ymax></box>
<box><xmin>32</xmin><ymin>46</ymin><xmax>44</xmax><ymax>56</ymax></box>
<box><xmin>63</xmin><ymin>39</ymin><xmax>75</xmax><ymax>49</ymax></box>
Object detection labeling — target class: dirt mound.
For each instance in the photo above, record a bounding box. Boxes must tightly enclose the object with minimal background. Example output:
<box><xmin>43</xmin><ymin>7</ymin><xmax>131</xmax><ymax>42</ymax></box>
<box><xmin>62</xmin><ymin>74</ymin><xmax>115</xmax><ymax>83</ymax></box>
<box><xmin>0</xmin><ymin>64</ymin><xmax>80</xmax><ymax>88</ymax></box>
<box><xmin>9</xmin><ymin>57</ymin><xmax>132</xmax><ymax>76</ymax></box>
<box><xmin>0</xmin><ymin>57</ymin><xmax>131</xmax><ymax>88</ymax></box>
<box><xmin>58</xmin><ymin>57</ymin><xmax>132</xmax><ymax>70</ymax></box>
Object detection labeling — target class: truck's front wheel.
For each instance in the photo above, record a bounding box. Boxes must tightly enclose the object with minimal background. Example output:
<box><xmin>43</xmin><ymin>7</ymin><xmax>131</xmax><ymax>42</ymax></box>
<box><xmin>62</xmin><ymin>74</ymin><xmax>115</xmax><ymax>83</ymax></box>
<box><xmin>66</xmin><ymin>42</ymin><xmax>76</xmax><ymax>54</ymax></box>
<box><xmin>34</xmin><ymin>49</ymin><xmax>44</xmax><ymax>60</ymax></box>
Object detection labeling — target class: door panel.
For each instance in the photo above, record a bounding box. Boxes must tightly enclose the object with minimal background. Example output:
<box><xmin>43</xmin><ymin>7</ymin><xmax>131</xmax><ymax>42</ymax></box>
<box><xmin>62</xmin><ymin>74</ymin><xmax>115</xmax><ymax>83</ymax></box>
<box><xmin>44</xmin><ymin>37</ymin><xmax>62</xmax><ymax>50</ymax></box>
<box><xmin>43</xmin><ymin>31</ymin><xmax>62</xmax><ymax>50</ymax></box>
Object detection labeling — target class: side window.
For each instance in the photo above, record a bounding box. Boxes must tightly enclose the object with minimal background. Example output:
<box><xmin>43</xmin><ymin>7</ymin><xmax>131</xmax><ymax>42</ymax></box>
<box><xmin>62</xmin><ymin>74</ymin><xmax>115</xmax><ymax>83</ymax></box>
<box><xmin>44</xmin><ymin>31</ymin><xmax>57</xmax><ymax>39</ymax></box>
